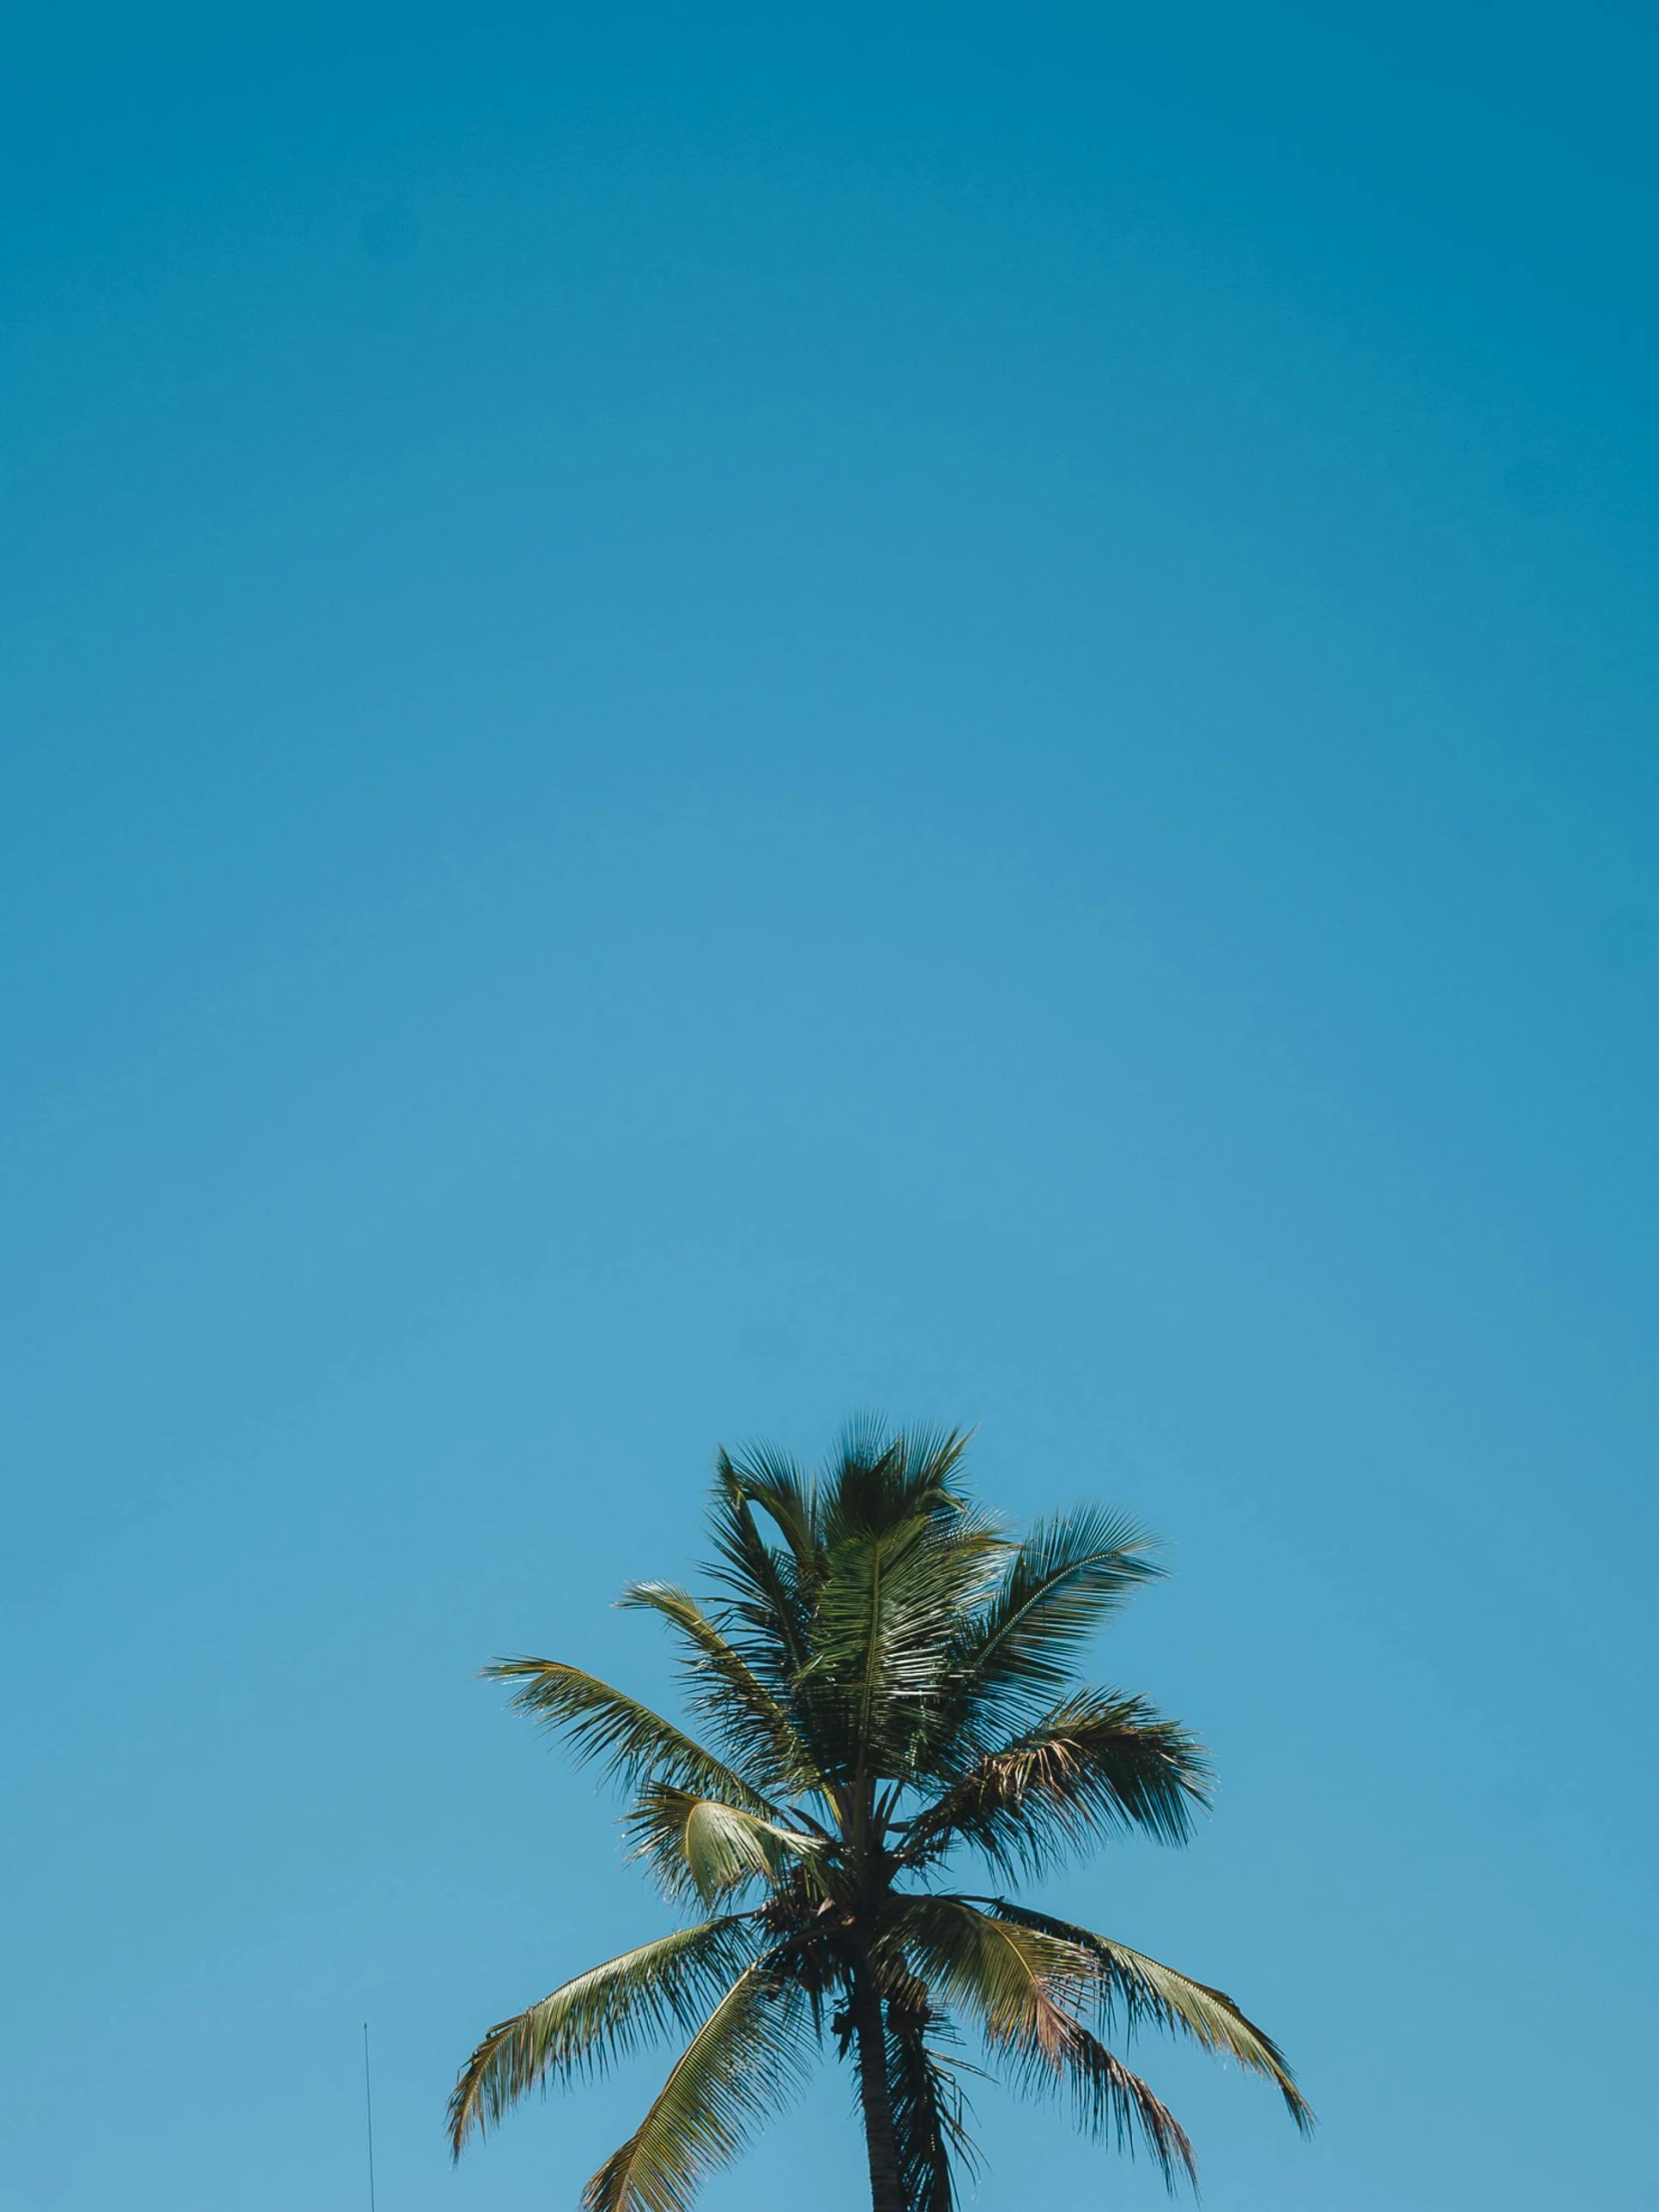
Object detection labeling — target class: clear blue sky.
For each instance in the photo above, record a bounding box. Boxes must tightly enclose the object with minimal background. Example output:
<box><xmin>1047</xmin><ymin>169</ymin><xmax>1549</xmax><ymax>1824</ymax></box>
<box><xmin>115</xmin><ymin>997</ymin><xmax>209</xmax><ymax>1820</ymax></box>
<box><xmin>3</xmin><ymin>4</ymin><xmax>1655</xmax><ymax>2208</ymax></box>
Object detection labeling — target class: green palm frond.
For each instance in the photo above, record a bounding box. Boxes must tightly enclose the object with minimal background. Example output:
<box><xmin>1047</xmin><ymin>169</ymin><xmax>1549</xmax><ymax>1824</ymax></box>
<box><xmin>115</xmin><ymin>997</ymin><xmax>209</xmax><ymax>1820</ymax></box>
<box><xmin>804</xmin><ymin>1517</ymin><xmax>1005</xmax><ymax>1780</ymax></box>
<box><xmin>821</xmin><ymin>1420</ymin><xmax>979</xmax><ymax>1545</ymax></box>
<box><xmin>483</xmin><ymin>1658</ymin><xmax>779</xmax><ymax>1815</ymax></box>
<box><xmin>834</xmin><ymin>1409</ymin><xmax>898</xmax><ymax>1473</ymax></box>
<box><xmin>934</xmin><ymin>1508</ymin><xmax>1164</xmax><ymax>1756</ymax></box>
<box><xmin>716</xmin><ymin>1444</ymin><xmax>822</xmax><ymax>1583</ymax></box>
<box><xmin>704</xmin><ymin>1461</ymin><xmax>815</xmax><ymax>1677</ymax></box>
<box><xmin>583</xmin><ymin>1959</ymin><xmax>816</xmax><ymax>2212</ymax></box>
<box><xmin>619</xmin><ymin>1582</ymin><xmax>820</xmax><ymax>1794</ymax></box>
<box><xmin>900</xmin><ymin>1691</ymin><xmax>1210</xmax><ymax>1871</ymax></box>
<box><xmin>625</xmin><ymin>1786</ymin><xmax>829</xmax><ymax>1907</ymax></box>
<box><xmin>448</xmin><ymin>1918</ymin><xmax>762</xmax><ymax>2154</ymax></box>
<box><xmin>889</xmin><ymin>1895</ymin><xmax>1195</xmax><ymax>2189</ymax></box>
<box><xmin>881</xmin><ymin>1972</ymin><xmax>982</xmax><ymax>2212</ymax></box>
<box><xmin>966</xmin><ymin>1899</ymin><xmax>1314</xmax><ymax>2131</ymax></box>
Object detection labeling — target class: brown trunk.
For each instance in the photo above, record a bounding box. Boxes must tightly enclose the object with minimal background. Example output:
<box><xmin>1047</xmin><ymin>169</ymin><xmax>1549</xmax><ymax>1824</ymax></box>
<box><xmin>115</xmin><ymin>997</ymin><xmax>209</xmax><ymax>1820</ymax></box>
<box><xmin>851</xmin><ymin>1954</ymin><xmax>905</xmax><ymax>2212</ymax></box>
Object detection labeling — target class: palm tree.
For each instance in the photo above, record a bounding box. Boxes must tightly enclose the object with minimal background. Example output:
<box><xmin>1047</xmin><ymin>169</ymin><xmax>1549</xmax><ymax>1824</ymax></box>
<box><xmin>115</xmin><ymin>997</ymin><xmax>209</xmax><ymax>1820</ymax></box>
<box><xmin>449</xmin><ymin>1421</ymin><xmax>1311</xmax><ymax>2212</ymax></box>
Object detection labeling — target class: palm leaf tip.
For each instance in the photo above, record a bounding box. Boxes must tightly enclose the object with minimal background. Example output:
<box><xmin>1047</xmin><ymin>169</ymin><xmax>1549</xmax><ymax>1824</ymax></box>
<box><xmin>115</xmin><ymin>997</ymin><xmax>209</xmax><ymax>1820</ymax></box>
<box><xmin>1060</xmin><ymin>2030</ymin><xmax>1198</xmax><ymax>2192</ymax></box>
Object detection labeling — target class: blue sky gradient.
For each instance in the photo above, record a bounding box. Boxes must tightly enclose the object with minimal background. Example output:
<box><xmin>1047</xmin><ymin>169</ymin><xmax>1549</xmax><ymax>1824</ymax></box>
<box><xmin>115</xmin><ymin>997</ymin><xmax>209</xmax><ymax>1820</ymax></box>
<box><xmin>3</xmin><ymin>6</ymin><xmax>1656</xmax><ymax>2209</ymax></box>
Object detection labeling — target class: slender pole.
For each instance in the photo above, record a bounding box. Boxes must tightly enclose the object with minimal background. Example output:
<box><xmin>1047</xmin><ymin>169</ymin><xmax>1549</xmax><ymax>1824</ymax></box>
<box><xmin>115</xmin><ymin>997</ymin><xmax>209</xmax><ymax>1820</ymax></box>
<box><xmin>362</xmin><ymin>2022</ymin><xmax>378</xmax><ymax>2212</ymax></box>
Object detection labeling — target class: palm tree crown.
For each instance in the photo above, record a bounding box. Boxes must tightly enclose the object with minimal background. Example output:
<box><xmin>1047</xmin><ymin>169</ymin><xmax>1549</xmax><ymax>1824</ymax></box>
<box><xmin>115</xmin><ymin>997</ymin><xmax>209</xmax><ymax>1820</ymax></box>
<box><xmin>450</xmin><ymin>1421</ymin><xmax>1311</xmax><ymax>2212</ymax></box>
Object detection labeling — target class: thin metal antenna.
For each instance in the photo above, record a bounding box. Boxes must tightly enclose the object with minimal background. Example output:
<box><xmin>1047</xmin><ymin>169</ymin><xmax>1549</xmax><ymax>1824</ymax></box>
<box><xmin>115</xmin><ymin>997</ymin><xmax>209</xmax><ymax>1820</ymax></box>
<box><xmin>362</xmin><ymin>2022</ymin><xmax>378</xmax><ymax>2212</ymax></box>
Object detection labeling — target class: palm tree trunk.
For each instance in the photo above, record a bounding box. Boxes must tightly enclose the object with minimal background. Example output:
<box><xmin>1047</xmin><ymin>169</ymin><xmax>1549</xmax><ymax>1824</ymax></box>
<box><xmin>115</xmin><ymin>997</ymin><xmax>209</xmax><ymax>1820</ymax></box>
<box><xmin>851</xmin><ymin>1957</ymin><xmax>904</xmax><ymax>2212</ymax></box>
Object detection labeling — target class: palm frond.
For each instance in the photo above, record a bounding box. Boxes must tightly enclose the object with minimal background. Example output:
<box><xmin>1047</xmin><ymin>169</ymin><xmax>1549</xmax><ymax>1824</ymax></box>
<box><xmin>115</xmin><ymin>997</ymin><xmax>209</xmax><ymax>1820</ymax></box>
<box><xmin>821</xmin><ymin>1420</ymin><xmax>980</xmax><ymax>1547</ymax></box>
<box><xmin>900</xmin><ymin>1691</ymin><xmax>1210</xmax><ymax>1871</ymax></box>
<box><xmin>484</xmin><ymin>1658</ymin><xmax>779</xmax><ymax>1816</ymax></box>
<box><xmin>882</xmin><ymin>1971</ymin><xmax>982</xmax><ymax>2212</ymax></box>
<box><xmin>448</xmin><ymin>1918</ymin><xmax>762</xmax><ymax>2154</ymax></box>
<box><xmin>885</xmin><ymin>1893</ymin><xmax>1095</xmax><ymax>2050</ymax></box>
<box><xmin>1032</xmin><ymin>2019</ymin><xmax>1197</xmax><ymax>2189</ymax></box>
<box><xmin>619</xmin><ymin>1582</ymin><xmax>821</xmax><ymax>1794</ymax></box>
<box><xmin>936</xmin><ymin>1508</ymin><xmax>1164</xmax><ymax>1754</ymax></box>
<box><xmin>703</xmin><ymin>1450</ymin><xmax>821</xmax><ymax>1688</ymax></box>
<box><xmin>624</xmin><ymin>1786</ymin><xmax>828</xmax><ymax>1907</ymax></box>
<box><xmin>716</xmin><ymin>1444</ymin><xmax>822</xmax><ymax>1581</ymax></box>
<box><xmin>888</xmin><ymin>1895</ymin><xmax>1195</xmax><ymax>2189</ymax></box>
<box><xmin>804</xmin><ymin>1517</ymin><xmax>1004</xmax><ymax>1781</ymax></box>
<box><xmin>583</xmin><ymin>1959</ymin><xmax>815</xmax><ymax>2212</ymax></box>
<box><xmin>965</xmin><ymin>1899</ymin><xmax>1314</xmax><ymax>2132</ymax></box>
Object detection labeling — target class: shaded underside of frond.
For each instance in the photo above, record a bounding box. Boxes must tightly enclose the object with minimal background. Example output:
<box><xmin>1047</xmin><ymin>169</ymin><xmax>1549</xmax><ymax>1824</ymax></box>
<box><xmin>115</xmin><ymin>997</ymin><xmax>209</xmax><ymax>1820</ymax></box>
<box><xmin>880</xmin><ymin>1967</ymin><xmax>982</xmax><ymax>2212</ymax></box>
<box><xmin>886</xmin><ymin>2024</ymin><xmax>978</xmax><ymax>2212</ymax></box>
<box><xmin>901</xmin><ymin>1690</ymin><xmax>1210</xmax><ymax>1871</ymax></box>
